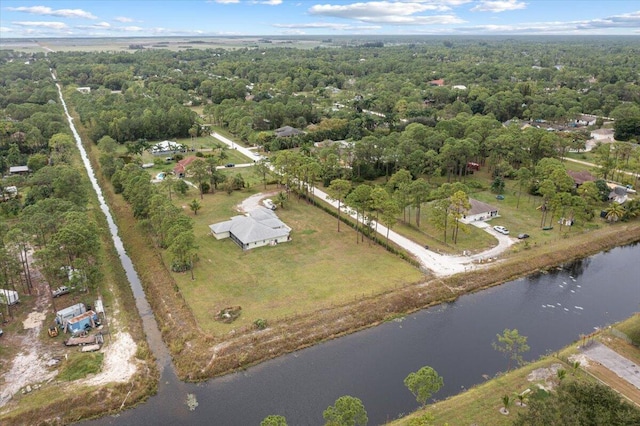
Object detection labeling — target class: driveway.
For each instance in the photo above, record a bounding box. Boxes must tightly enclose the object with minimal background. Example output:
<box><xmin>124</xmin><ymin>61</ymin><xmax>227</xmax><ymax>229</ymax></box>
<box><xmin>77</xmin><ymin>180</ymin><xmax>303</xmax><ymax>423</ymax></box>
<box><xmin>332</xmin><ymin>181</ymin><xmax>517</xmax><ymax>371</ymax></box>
<box><xmin>582</xmin><ymin>341</ymin><xmax>640</xmax><ymax>389</ymax></box>
<box><xmin>214</xmin><ymin>131</ymin><xmax>520</xmax><ymax>277</ymax></box>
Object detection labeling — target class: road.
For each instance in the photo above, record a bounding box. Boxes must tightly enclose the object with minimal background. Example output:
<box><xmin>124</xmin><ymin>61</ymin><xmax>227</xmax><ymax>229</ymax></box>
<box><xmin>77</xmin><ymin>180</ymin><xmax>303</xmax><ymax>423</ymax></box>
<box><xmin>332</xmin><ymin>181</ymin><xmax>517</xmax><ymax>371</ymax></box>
<box><xmin>211</xmin><ymin>132</ymin><xmax>517</xmax><ymax>277</ymax></box>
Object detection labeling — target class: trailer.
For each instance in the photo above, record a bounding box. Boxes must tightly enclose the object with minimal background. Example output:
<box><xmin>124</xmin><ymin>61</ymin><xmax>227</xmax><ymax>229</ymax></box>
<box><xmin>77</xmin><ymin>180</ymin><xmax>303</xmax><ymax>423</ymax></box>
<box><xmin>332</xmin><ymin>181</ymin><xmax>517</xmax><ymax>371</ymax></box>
<box><xmin>56</xmin><ymin>303</ymin><xmax>86</xmax><ymax>327</ymax></box>
<box><xmin>65</xmin><ymin>332</ymin><xmax>103</xmax><ymax>347</ymax></box>
<box><xmin>65</xmin><ymin>310</ymin><xmax>99</xmax><ymax>335</ymax></box>
<box><xmin>0</xmin><ymin>289</ymin><xmax>19</xmax><ymax>305</ymax></box>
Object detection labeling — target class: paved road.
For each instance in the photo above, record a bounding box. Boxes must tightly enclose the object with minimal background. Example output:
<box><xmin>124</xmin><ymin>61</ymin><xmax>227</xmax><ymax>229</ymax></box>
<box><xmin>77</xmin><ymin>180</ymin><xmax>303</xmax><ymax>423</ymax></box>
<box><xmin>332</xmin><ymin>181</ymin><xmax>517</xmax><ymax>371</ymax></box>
<box><xmin>582</xmin><ymin>341</ymin><xmax>640</xmax><ymax>390</ymax></box>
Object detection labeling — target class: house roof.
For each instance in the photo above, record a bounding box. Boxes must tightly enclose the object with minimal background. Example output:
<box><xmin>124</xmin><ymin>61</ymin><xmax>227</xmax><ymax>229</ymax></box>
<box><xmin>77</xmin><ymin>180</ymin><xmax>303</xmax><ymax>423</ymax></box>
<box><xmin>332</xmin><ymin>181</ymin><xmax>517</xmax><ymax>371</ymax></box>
<box><xmin>9</xmin><ymin>165</ymin><xmax>29</xmax><ymax>173</ymax></box>
<box><xmin>275</xmin><ymin>126</ymin><xmax>303</xmax><ymax>138</ymax></box>
<box><xmin>567</xmin><ymin>170</ymin><xmax>596</xmax><ymax>185</ymax></box>
<box><xmin>467</xmin><ymin>198</ymin><xmax>499</xmax><ymax>216</ymax></box>
<box><xmin>209</xmin><ymin>207</ymin><xmax>290</xmax><ymax>245</ymax></box>
<box><xmin>173</xmin><ymin>156</ymin><xmax>198</xmax><ymax>175</ymax></box>
<box><xmin>428</xmin><ymin>79</ymin><xmax>445</xmax><ymax>86</ymax></box>
<box><xmin>590</xmin><ymin>128</ymin><xmax>614</xmax><ymax>136</ymax></box>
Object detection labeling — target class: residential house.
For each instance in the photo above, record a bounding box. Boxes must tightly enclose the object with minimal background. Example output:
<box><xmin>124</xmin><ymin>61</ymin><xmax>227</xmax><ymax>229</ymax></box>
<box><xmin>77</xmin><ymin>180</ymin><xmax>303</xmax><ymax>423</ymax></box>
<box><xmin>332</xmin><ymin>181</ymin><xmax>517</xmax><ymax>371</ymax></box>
<box><xmin>590</xmin><ymin>128</ymin><xmax>614</xmax><ymax>142</ymax></box>
<box><xmin>573</xmin><ymin>114</ymin><xmax>597</xmax><ymax>127</ymax></box>
<box><xmin>275</xmin><ymin>126</ymin><xmax>304</xmax><ymax>138</ymax></box>
<box><xmin>9</xmin><ymin>165</ymin><xmax>29</xmax><ymax>175</ymax></box>
<box><xmin>428</xmin><ymin>79</ymin><xmax>445</xmax><ymax>87</ymax></box>
<box><xmin>173</xmin><ymin>156</ymin><xmax>199</xmax><ymax>178</ymax></box>
<box><xmin>209</xmin><ymin>206</ymin><xmax>291</xmax><ymax>250</ymax></box>
<box><xmin>567</xmin><ymin>170</ymin><xmax>596</xmax><ymax>189</ymax></box>
<box><xmin>607</xmin><ymin>183</ymin><xmax>630</xmax><ymax>204</ymax></box>
<box><xmin>461</xmin><ymin>199</ymin><xmax>499</xmax><ymax>224</ymax></box>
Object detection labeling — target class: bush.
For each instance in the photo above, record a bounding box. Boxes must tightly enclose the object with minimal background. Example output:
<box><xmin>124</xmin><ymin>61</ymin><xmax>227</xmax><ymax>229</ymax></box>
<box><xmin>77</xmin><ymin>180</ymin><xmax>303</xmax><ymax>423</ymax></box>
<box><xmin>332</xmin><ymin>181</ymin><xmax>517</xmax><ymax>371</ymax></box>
<box><xmin>254</xmin><ymin>318</ymin><xmax>268</xmax><ymax>330</ymax></box>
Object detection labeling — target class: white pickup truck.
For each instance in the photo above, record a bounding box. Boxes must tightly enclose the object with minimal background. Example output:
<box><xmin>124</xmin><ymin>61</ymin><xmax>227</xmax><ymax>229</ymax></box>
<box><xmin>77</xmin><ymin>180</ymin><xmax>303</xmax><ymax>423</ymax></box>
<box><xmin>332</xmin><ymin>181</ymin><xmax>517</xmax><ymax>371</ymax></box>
<box><xmin>262</xmin><ymin>199</ymin><xmax>276</xmax><ymax>210</ymax></box>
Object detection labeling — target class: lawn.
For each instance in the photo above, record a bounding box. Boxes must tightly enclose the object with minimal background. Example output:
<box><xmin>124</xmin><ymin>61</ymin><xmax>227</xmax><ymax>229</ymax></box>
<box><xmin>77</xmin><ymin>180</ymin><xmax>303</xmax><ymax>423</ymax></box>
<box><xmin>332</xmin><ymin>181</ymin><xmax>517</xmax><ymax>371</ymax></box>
<box><xmin>171</xmin><ymin>185</ymin><xmax>424</xmax><ymax>335</ymax></box>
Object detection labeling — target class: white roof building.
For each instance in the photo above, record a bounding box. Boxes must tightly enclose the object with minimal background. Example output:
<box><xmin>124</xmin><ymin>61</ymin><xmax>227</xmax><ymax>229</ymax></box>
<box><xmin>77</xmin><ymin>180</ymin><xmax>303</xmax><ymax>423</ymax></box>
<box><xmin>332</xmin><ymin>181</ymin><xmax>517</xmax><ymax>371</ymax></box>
<box><xmin>209</xmin><ymin>207</ymin><xmax>291</xmax><ymax>250</ymax></box>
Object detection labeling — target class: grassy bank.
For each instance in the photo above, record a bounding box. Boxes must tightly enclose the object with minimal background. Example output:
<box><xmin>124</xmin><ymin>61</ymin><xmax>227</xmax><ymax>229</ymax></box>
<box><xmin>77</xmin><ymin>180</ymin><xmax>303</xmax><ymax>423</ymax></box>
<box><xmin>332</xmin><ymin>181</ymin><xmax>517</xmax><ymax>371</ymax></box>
<box><xmin>388</xmin><ymin>313</ymin><xmax>640</xmax><ymax>425</ymax></box>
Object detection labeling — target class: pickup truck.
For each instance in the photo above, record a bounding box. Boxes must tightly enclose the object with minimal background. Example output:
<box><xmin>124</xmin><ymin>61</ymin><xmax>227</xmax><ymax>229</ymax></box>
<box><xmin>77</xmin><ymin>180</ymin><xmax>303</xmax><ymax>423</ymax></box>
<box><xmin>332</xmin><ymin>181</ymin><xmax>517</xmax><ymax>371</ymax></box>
<box><xmin>52</xmin><ymin>286</ymin><xmax>70</xmax><ymax>298</ymax></box>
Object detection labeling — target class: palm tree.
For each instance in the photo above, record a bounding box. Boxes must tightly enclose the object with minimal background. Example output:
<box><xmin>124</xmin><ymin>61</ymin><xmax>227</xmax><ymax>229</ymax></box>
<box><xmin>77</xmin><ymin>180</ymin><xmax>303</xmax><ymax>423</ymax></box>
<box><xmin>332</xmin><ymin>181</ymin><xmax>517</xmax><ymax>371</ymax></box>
<box><xmin>604</xmin><ymin>203</ymin><xmax>625</xmax><ymax>222</ymax></box>
<box><xmin>188</xmin><ymin>199</ymin><xmax>201</xmax><ymax>215</ymax></box>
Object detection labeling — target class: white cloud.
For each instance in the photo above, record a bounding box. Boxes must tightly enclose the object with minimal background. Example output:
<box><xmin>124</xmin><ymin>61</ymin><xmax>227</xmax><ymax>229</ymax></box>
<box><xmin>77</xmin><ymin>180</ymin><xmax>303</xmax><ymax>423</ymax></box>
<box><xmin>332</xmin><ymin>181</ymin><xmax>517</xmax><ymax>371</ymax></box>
<box><xmin>256</xmin><ymin>0</ymin><xmax>283</xmax><ymax>4</ymax></box>
<box><xmin>7</xmin><ymin>6</ymin><xmax>97</xmax><ymax>19</ymax></box>
<box><xmin>455</xmin><ymin>10</ymin><xmax>640</xmax><ymax>33</ymax></box>
<box><xmin>308</xmin><ymin>1</ymin><xmax>465</xmax><ymax>25</ymax></box>
<box><xmin>12</xmin><ymin>21</ymin><xmax>69</xmax><ymax>30</ymax></box>
<box><xmin>576</xmin><ymin>10</ymin><xmax>640</xmax><ymax>30</ymax></box>
<box><xmin>310</xmin><ymin>2</ymin><xmax>450</xmax><ymax>19</ymax></box>
<box><xmin>114</xmin><ymin>16</ymin><xmax>134</xmax><ymax>23</ymax></box>
<box><xmin>0</xmin><ymin>27</ymin><xmax>12</xmax><ymax>33</ymax></box>
<box><xmin>122</xmin><ymin>26</ymin><xmax>145</xmax><ymax>32</ymax></box>
<box><xmin>76</xmin><ymin>22</ymin><xmax>112</xmax><ymax>30</ymax></box>
<box><xmin>471</xmin><ymin>0</ymin><xmax>526</xmax><ymax>13</ymax></box>
<box><xmin>212</xmin><ymin>0</ymin><xmax>240</xmax><ymax>3</ymax></box>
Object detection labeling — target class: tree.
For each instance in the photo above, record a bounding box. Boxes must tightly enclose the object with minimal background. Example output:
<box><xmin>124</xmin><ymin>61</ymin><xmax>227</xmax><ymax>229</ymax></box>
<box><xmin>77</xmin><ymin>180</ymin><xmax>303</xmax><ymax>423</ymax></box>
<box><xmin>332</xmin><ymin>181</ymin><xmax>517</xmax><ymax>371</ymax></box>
<box><xmin>493</xmin><ymin>328</ymin><xmax>530</xmax><ymax>371</ymax></box>
<box><xmin>261</xmin><ymin>415</ymin><xmax>287</xmax><ymax>426</ymax></box>
<box><xmin>449</xmin><ymin>190</ymin><xmax>470</xmax><ymax>244</ymax></box>
<box><xmin>175</xmin><ymin>179</ymin><xmax>189</xmax><ymax>195</ymax></box>
<box><xmin>323</xmin><ymin>395</ymin><xmax>368</xmax><ymax>426</ymax></box>
<box><xmin>168</xmin><ymin>231</ymin><xmax>197</xmax><ymax>273</ymax></box>
<box><xmin>187</xmin><ymin>158</ymin><xmax>210</xmax><ymax>199</ymax></box>
<box><xmin>404</xmin><ymin>366</ymin><xmax>444</xmax><ymax>407</ymax></box>
<box><xmin>513</xmin><ymin>381</ymin><xmax>640</xmax><ymax>426</ymax></box>
<box><xmin>604</xmin><ymin>203</ymin><xmax>625</xmax><ymax>223</ymax></box>
<box><xmin>327</xmin><ymin>179</ymin><xmax>351</xmax><ymax>232</ymax></box>
<box><xmin>409</xmin><ymin>179</ymin><xmax>430</xmax><ymax>228</ymax></box>
<box><xmin>346</xmin><ymin>184</ymin><xmax>372</xmax><ymax>244</ymax></box>
<box><xmin>515</xmin><ymin>167</ymin><xmax>532</xmax><ymax>209</ymax></box>
<box><xmin>254</xmin><ymin>158</ymin><xmax>272</xmax><ymax>189</ymax></box>
<box><xmin>188</xmin><ymin>199</ymin><xmax>201</xmax><ymax>215</ymax></box>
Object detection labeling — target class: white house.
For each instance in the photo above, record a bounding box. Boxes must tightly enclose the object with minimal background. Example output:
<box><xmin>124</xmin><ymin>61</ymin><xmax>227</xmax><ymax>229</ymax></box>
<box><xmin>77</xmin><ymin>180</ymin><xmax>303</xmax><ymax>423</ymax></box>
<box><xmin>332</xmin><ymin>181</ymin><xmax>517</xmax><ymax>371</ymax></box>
<box><xmin>573</xmin><ymin>114</ymin><xmax>597</xmax><ymax>126</ymax></box>
<box><xmin>461</xmin><ymin>199</ymin><xmax>499</xmax><ymax>224</ymax></box>
<box><xmin>209</xmin><ymin>207</ymin><xmax>291</xmax><ymax>250</ymax></box>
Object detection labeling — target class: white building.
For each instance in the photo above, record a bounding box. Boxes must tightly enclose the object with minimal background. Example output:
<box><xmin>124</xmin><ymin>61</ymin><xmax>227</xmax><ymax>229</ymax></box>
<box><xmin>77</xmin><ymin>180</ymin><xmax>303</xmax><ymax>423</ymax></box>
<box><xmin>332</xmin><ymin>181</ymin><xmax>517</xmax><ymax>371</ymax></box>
<box><xmin>209</xmin><ymin>207</ymin><xmax>291</xmax><ymax>250</ymax></box>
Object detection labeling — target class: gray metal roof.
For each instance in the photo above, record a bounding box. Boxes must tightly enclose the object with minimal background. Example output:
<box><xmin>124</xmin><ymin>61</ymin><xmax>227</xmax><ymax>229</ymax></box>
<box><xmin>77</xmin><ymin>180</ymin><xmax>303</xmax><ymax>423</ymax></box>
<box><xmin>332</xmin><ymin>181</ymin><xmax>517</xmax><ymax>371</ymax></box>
<box><xmin>210</xmin><ymin>207</ymin><xmax>290</xmax><ymax>245</ymax></box>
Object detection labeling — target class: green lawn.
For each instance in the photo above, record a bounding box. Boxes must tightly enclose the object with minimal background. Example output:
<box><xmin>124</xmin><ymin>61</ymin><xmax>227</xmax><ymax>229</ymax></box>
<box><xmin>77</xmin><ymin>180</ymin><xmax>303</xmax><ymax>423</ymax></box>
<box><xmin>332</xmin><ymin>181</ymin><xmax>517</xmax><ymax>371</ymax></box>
<box><xmin>171</xmin><ymin>186</ymin><xmax>424</xmax><ymax>334</ymax></box>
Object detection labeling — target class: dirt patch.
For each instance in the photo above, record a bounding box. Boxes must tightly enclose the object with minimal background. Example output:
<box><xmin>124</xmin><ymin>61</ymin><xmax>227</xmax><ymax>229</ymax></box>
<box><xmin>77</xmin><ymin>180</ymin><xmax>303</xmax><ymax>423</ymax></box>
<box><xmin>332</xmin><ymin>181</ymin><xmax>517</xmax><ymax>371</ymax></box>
<box><xmin>22</xmin><ymin>311</ymin><xmax>47</xmax><ymax>329</ymax></box>
<box><xmin>0</xmin><ymin>351</ymin><xmax>57</xmax><ymax>407</ymax></box>
<box><xmin>527</xmin><ymin>363</ymin><xmax>563</xmax><ymax>391</ymax></box>
<box><xmin>82</xmin><ymin>332</ymin><xmax>137</xmax><ymax>386</ymax></box>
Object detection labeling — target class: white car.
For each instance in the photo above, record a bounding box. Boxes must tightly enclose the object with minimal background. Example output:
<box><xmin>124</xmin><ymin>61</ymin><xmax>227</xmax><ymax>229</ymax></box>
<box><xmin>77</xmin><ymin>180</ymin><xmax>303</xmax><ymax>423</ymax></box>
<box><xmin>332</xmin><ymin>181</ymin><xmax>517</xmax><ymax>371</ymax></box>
<box><xmin>493</xmin><ymin>225</ymin><xmax>509</xmax><ymax>235</ymax></box>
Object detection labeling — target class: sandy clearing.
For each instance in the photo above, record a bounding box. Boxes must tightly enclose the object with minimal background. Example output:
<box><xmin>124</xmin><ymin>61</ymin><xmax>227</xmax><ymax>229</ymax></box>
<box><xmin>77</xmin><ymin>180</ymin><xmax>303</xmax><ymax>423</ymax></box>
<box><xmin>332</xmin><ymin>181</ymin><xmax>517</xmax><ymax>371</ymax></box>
<box><xmin>82</xmin><ymin>332</ymin><xmax>137</xmax><ymax>386</ymax></box>
<box><xmin>0</xmin><ymin>351</ymin><xmax>58</xmax><ymax>407</ymax></box>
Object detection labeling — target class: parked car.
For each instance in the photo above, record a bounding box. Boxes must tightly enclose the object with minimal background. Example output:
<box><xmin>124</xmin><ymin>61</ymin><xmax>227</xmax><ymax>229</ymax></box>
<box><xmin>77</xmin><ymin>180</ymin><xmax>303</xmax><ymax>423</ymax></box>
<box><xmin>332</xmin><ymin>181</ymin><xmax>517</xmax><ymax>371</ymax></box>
<box><xmin>225</xmin><ymin>163</ymin><xmax>235</xmax><ymax>167</ymax></box>
<box><xmin>0</xmin><ymin>328</ymin><xmax>3</xmax><ymax>337</ymax></box>
<box><xmin>518</xmin><ymin>233</ymin><xmax>530</xmax><ymax>239</ymax></box>
<box><xmin>493</xmin><ymin>225</ymin><xmax>509</xmax><ymax>235</ymax></box>
<box><xmin>52</xmin><ymin>286</ymin><xmax>70</xmax><ymax>298</ymax></box>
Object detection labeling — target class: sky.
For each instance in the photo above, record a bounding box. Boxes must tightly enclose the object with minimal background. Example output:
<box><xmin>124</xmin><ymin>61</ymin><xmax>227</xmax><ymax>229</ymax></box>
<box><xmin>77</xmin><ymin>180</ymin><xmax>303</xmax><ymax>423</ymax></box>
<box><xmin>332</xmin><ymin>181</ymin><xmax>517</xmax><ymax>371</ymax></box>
<box><xmin>1</xmin><ymin>1</ymin><xmax>639</xmax><ymax>38</ymax></box>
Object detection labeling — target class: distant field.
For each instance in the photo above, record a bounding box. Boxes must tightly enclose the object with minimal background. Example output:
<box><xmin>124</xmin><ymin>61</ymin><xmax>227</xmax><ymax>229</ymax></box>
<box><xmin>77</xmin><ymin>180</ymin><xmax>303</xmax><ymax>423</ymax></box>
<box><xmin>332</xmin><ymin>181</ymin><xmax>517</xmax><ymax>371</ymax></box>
<box><xmin>169</xmin><ymin>185</ymin><xmax>424</xmax><ymax>335</ymax></box>
<box><xmin>0</xmin><ymin>36</ymin><xmax>325</xmax><ymax>53</ymax></box>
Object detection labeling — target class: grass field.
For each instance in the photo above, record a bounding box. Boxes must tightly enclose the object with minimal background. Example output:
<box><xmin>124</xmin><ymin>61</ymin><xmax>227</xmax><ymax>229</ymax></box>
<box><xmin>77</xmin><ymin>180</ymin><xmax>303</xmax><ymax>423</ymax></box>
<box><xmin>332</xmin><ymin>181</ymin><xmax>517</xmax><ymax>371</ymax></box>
<box><xmin>169</xmin><ymin>185</ymin><xmax>424</xmax><ymax>334</ymax></box>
